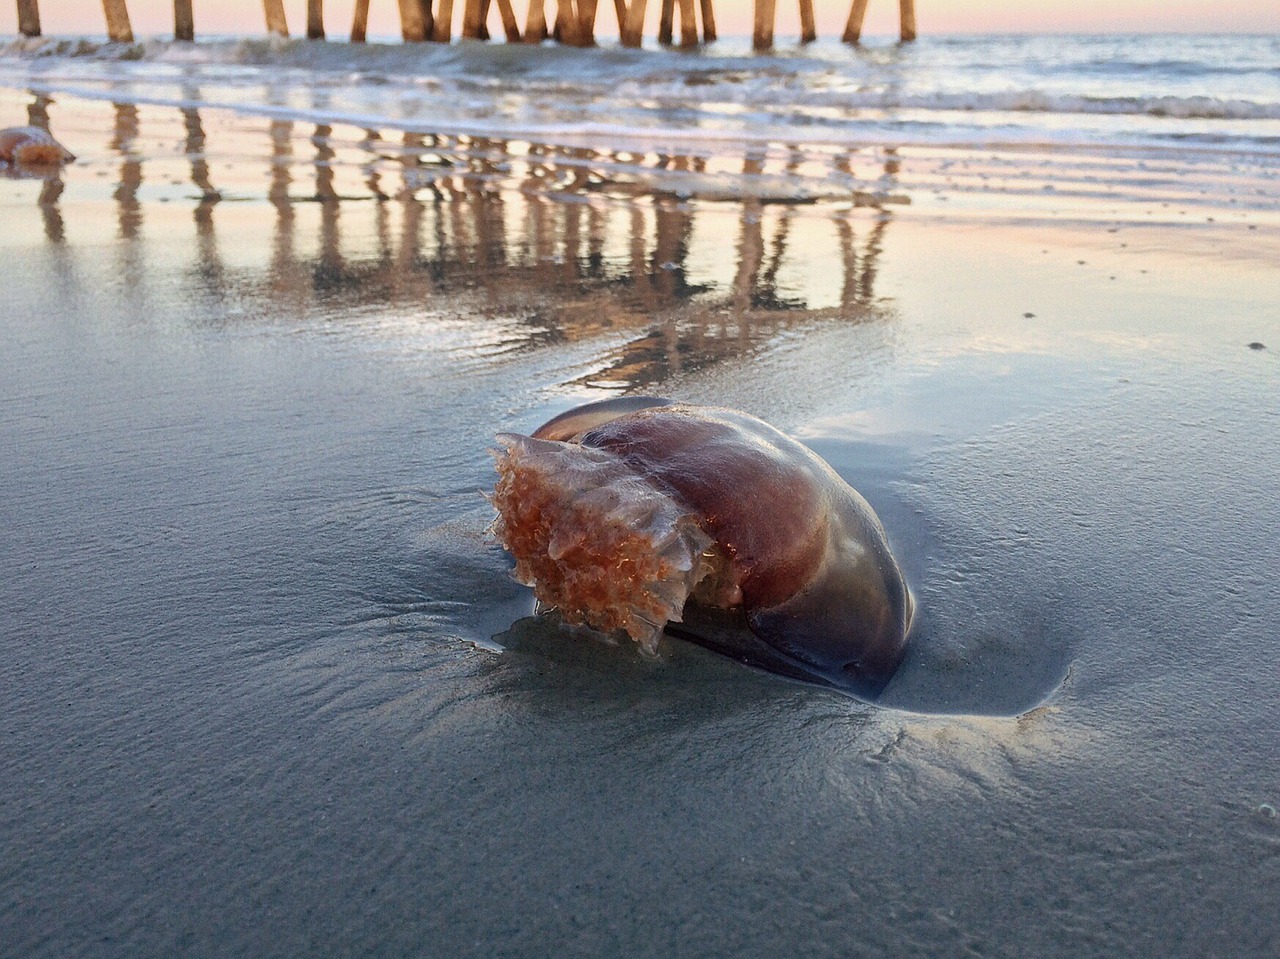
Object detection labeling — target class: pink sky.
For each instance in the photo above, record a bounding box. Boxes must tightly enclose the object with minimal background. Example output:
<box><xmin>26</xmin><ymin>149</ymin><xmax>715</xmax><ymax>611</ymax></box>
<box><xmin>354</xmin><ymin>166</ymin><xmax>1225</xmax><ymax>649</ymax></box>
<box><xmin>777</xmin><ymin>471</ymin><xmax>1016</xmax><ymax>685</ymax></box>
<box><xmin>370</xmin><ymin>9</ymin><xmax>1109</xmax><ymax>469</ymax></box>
<box><xmin>5</xmin><ymin>1</ymin><xmax>1279</xmax><ymax>39</ymax></box>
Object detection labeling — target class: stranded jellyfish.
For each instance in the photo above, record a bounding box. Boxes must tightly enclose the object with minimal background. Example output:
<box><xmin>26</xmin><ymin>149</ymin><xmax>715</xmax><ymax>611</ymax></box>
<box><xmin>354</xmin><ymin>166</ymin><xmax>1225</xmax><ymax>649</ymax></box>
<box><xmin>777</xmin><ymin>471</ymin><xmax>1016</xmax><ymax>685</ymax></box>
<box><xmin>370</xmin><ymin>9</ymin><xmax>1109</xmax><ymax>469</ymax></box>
<box><xmin>0</xmin><ymin>127</ymin><xmax>75</xmax><ymax>167</ymax></box>
<box><xmin>490</xmin><ymin>397</ymin><xmax>913</xmax><ymax>698</ymax></box>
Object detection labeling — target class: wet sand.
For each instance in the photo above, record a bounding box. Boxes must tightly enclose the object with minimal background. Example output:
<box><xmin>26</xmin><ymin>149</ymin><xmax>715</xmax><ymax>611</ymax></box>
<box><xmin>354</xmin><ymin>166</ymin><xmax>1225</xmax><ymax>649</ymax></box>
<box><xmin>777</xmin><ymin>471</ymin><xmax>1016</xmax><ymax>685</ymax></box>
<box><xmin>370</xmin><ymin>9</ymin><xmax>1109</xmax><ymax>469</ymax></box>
<box><xmin>2</xmin><ymin>89</ymin><xmax>1279</xmax><ymax>957</ymax></box>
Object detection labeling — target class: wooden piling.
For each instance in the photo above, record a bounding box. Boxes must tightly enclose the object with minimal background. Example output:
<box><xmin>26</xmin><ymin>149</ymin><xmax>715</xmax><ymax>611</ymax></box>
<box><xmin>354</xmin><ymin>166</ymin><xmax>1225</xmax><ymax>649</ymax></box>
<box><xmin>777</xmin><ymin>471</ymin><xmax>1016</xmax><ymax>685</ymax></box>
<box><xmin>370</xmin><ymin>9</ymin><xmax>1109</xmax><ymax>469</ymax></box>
<box><xmin>463</xmin><ymin>0</ymin><xmax>484</xmax><ymax>38</ymax></box>
<box><xmin>102</xmin><ymin>0</ymin><xmax>133</xmax><ymax>43</ymax></box>
<box><xmin>307</xmin><ymin>0</ymin><xmax>325</xmax><ymax>39</ymax></box>
<box><xmin>752</xmin><ymin>0</ymin><xmax>776</xmax><ymax>51</ymax></box>
<box><xmin>677</xmin><ymin>0</ymin><xmax>698</xmax><ymax>47</ymax></box>
<box><xmin>394</xmin><ymin>0</ymin><xmax>430</xmax><ymax>41</ymax></box>
<box><xmin>900</xmin><ymin>0</ymin><xmax>917</xmax><ymax>41</ymax></box>
<box><xmin>798</xmin><ymin>0</ymin><xmax>816</xmax><ymax>43</ymax></box>
<box><xmin>351</xmin><ymin>0</ymin><xmax>369</xmax><ymax>41</ymax></box>
<box><xmin>463</xmin><ymin>0</ymin><xmax>510</xmax><ymax>39</ymax></box>
<box><xmin>576</xmin><ymin>0</ymin><xmax>599</xmax><ymax>45</ymax></box>
<box><xmin>523</xmin><ymin>0</ymin><xmax>548</xmax><ymax>42</ymax></box>
<box><xmin>699</xmin><ymin>0</ymin><xmax>716</xmax><ymax>42</ymax></box>
<box><xmin>554</xmin><ymin>0</ymin><xmax>583</xmax><ymax>46</ymax></box>
<box><xmin>842</xmin><ymin>0</ymin><xmax>869</xmax><ymax>43</ymax></box>
<box><xmin>18</xmin><ymin>0</ymin><xmax>41</xmax><ymax>37</ymax></box>
<box><xmin>552</xmin><ymin>0</ymin><xmax>567</xmax><ymax>43</ymax></box>
<box><xmin>433</xmin><ymin>0</ymin><xmax>455</xmax><ymax>41</ymax></box>
<box><xmin>621</xmin><ymin>0</ymin><xmax>648</xmax><ymax>48</ymax></box>
<box><xmin>175</xmin><ymin>0</ymin><xmax>194</xmax><ymax>41</ymax></box>
<box><xmin>15</xmin><ymin>0</ymin><xmax>916</xmax><ymax>70</ymax></box>
<box><xmin>658</xmin><ymin>0</ymin><xmax>674</xmax><ymax>45</ymax></box>
<box><xmin>495</xmin><ymin>0</ymin><xmax>522</xmax><ymax>41</ymax></box>
<box><xmin>264</xmin><ymin>0</ymin><xmax>289</xmax><ymax>37</ymax></box>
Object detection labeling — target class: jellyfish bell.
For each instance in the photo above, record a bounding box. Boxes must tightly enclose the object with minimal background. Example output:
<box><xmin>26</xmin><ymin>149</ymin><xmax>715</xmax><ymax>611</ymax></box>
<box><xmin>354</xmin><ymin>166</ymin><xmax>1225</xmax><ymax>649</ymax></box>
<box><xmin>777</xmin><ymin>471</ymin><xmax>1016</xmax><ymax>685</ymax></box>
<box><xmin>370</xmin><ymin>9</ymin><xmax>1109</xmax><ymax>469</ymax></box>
<box><xmin>491</xmin><ymin>397</ymin><xmax>913</xmax><ymax>698</ymax></box>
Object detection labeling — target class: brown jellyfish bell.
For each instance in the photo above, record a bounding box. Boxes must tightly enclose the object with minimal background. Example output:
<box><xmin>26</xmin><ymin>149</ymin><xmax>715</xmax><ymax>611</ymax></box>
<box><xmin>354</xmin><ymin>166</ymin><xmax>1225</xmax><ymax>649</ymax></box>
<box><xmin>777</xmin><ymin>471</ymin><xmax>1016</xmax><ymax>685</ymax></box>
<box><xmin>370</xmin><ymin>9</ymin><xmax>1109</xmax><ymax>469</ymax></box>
<box><xmin>0</xmin><ymin>126</ymin><xmax>76</xmax><ymax>167</ymax></box>
<box><xmin>490</xmin><ymin>397</ymin><xmax>914</xmax><ymax>699</ymax></box>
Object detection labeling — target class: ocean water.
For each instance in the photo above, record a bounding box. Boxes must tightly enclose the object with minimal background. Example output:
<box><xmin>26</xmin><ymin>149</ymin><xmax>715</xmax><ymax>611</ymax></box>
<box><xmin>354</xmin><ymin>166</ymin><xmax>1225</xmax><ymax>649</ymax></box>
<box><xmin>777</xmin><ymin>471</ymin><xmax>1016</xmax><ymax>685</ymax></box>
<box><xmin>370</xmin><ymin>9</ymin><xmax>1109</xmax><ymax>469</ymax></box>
<box><xmin>2</xmin><ymin>31</ymin><xmax>1280</xmax><ymax>959</ymax></box>
<box><xmin>4</xmin><ymin>32</ymin><xmax>1280</xmax><ymax>152</ymax></box>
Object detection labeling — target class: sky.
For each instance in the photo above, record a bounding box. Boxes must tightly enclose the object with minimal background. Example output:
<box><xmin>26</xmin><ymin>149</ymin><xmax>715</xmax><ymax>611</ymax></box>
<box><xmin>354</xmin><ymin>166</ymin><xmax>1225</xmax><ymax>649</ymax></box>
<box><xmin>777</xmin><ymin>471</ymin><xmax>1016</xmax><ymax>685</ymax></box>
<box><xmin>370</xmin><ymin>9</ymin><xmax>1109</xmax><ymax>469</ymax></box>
<box><xmin>4</xmin><ymin>0</ymin><xmax>1279</xmax><ymax>40</ymax></box>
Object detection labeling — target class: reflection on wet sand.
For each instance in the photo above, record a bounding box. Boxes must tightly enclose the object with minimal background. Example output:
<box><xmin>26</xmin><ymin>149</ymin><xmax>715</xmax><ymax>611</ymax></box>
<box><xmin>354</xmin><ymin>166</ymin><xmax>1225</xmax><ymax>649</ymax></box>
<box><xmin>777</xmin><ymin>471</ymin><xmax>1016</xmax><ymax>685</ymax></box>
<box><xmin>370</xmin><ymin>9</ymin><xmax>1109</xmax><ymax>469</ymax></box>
<box><xmin>111</xmin><ymin>103</ymin><xmax>141</xmax><ymax>240</ymax></box>
<box><xmin>8</xmin><ymin>93</ymin><xmax>68</xmax><ymax>243</ymax></box>
<box><xmin>39</xmin><ymin>97</ymin><xmax>902</xmax><ymax>390</ymax></box>
<box><xmin>37</xmin><ymin>170</ymin><xmax>63</xmax><ymax>244</ymax></box>
<box><xmin>182</xmin><ymin>102</ymin><xmax>224</xmax><ymax>290</ymax></box>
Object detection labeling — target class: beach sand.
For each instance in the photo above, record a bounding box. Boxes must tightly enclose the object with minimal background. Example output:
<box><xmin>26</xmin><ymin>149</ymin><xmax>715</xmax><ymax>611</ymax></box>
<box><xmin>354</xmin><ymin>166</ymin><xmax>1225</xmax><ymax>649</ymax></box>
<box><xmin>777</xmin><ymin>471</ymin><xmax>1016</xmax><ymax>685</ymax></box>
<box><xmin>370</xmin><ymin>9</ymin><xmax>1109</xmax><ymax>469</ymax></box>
<box><xmin>3</xmin><ymin>87</ymin><xmax>1279</xmax><ymax>957</ymax></box>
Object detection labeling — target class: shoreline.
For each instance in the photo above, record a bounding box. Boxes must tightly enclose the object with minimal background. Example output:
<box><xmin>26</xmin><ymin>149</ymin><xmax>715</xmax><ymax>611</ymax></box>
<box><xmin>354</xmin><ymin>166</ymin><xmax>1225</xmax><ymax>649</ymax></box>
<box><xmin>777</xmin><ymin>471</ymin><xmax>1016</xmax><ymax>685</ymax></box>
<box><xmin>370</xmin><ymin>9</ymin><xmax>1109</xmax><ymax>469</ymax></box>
<box><xmin>6</xmin><ymin>86</ymin><xmax>1276</xmax><ymax>214</ymax></box>
<box><xmin>4</xmin><ymin>33</ymin><xmax>1278</xmax><ymax>157</ymax></box>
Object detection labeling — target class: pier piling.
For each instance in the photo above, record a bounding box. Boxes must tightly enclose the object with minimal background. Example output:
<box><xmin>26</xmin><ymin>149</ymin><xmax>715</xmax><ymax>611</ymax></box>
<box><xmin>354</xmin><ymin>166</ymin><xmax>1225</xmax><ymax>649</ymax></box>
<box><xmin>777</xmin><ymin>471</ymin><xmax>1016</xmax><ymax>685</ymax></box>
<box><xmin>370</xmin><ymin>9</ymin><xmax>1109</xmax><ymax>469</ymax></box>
<box><xmin>351</xmin><ymin>0</ymin><xmax>369</xmax><ymax>41</ymax></box>
<box><xmin>263</xmin><ymin>0</ymin><xmax>289</xmax><ymax>37</ymax></box>
<box><xmin>393</xmin><ymin>0</ymin><xmax>429</xmax><ymax>41</ymax></box>
<box><xmin>798</xmin><ymin>0</ymin><xmax>815</xmax><ymax>43</ymax></box>
<box><xmin>102</xmin><ymin>0</ymin><xmax>134</xmax><ymax>43</ymax></box>
<box><xmin>17</xmin><ymin>0</ymin><xmax>41</xmax><ymax>37</ymax></box>
<box><xmin>621</xmin><ymin>0</ymin><xmax>647</xmax><ymax>48</ymax></box>
<box><xmin>842</xmin><ymin>0</ymin><xmax>868</xmax><ymax>42</ymax></box>
<box><xmin>552</xmin><ymin>1</ymin><xmax>573</xmax><ymax>44</ymax></box>
<box><xmin>433</xmin><ymin>0</ymin><xmax>455</xmax><ymax>41</ymax></box>
<box><xmin>844</xmin><ymin>0</ymin><xmax>918</xmax><ymax>44</ymax></box>
<box><xmin>552</xmin><ymin>0</ymin><xmax>595</xmax><ymax>47</ymax></box>
<box><xmin>60</xmin><ymin>0</ymin><xmax>922</xmax><ymax>53</ymax></box>
<box><xmin>175</xmin><ymin>0</ymin><xmax>194</xmax><ymax>41</ymax></box>
<box><xmin>752</xmin><ymin>0</ymin><xmax>776</xmax><ymax>51</ymax></box>
<box><xmin>307</xmin><ymin>0</ymin><xmax>325</xmax><ymax>39</ymax></box>
<box><xmin>577</xmin><ymin>0</ymin><xmax>600</xmax><ymax>45</ymax></box>
<box><xmin>463</xmin><ymin>0</ymin><xmax>483</xmax><ymax>38</ymax></box>
<box><xmin>899</xmin><ymin>0</ymin><xmax>917</xmax><ymax>41</ymax></box>
<box><xmin>496</xmin><ymin>0</ymin><xmax>523</xmax><ymax>41</ymax></box>
<box><xmin>524</xmin><ymin>1</ymin><xmax>548</xmax><ymax>42</ymax></box>
<box><xmin>699</xmin><ymin>0</ymin><xmax>716</xmax><ymax>42</ymax></box>
<box><xmin>658</xmin><ymin>0</ymin><xmax>674</xmax><ymax>45</ymax></box>
<box><xmin>677</xmin><ymin>0</ymin><xmax>697</xmax><ymax>47</ymax></box>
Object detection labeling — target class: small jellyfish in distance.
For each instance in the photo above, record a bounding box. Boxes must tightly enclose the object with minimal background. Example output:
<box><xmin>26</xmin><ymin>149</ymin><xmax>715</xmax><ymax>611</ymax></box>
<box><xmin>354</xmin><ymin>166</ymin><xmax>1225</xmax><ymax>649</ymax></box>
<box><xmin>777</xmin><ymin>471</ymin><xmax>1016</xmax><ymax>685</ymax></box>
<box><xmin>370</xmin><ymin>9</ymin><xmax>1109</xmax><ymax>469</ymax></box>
<box><xmin>0</xmin><ymin>126</ymin><xmax>76</xmax><ymax>167</ymax></box>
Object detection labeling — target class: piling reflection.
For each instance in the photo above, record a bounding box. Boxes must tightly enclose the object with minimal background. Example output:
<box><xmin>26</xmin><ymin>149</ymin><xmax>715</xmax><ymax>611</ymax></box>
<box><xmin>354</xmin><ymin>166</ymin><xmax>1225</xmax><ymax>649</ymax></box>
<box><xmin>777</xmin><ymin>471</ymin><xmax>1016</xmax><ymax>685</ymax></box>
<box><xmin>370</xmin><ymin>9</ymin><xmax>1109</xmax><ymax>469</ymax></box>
<box><xmin>26</xmin><ymin>96</ymin><xmax>905</xmax><ymax>390</ymax></box>
<box><xmin>181</xmin><ymin>101</ymin><xmax>225</xmax><ymax>293</ymax></box>
<box><xmin>112</xmin><ymin>103</ymin><xmax>142</xmax><ymax>240</ymax></box>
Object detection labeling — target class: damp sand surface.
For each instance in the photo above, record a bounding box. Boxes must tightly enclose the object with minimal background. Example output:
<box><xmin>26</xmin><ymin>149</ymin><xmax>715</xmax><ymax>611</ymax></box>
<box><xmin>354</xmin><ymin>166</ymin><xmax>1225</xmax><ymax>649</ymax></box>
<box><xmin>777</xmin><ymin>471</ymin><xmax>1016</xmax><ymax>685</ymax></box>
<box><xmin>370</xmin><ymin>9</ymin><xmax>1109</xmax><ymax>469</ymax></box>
<box><xmin>2</xmin><ymin>90</ymin><xmax>1280</xmax><ymax>958</ymax></box>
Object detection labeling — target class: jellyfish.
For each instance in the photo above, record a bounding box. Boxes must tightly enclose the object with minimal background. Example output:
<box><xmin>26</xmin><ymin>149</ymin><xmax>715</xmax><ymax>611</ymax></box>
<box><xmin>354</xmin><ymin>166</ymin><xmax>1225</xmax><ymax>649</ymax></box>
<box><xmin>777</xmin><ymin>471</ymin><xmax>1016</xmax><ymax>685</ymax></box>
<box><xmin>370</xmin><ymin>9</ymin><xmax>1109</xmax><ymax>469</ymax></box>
<box><xmin>491</xmin><ymin>397</ymin><xmax>913</xmax><ymax>697</ymax></box>
<box><xmin>0</xmin><ymin>126</ymin><xmax>75</xmax><ymax>167</ymax></box>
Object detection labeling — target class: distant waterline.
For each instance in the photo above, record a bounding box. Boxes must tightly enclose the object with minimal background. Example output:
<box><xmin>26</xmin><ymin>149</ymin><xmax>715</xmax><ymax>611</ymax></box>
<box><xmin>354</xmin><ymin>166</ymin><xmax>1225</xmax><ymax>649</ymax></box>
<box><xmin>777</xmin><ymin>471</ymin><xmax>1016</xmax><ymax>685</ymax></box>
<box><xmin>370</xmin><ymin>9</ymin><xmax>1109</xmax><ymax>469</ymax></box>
<box><xmin>3</xmin><ymin>33</ymin><xmax>1278</xmax><ymax>154</ymax></box>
